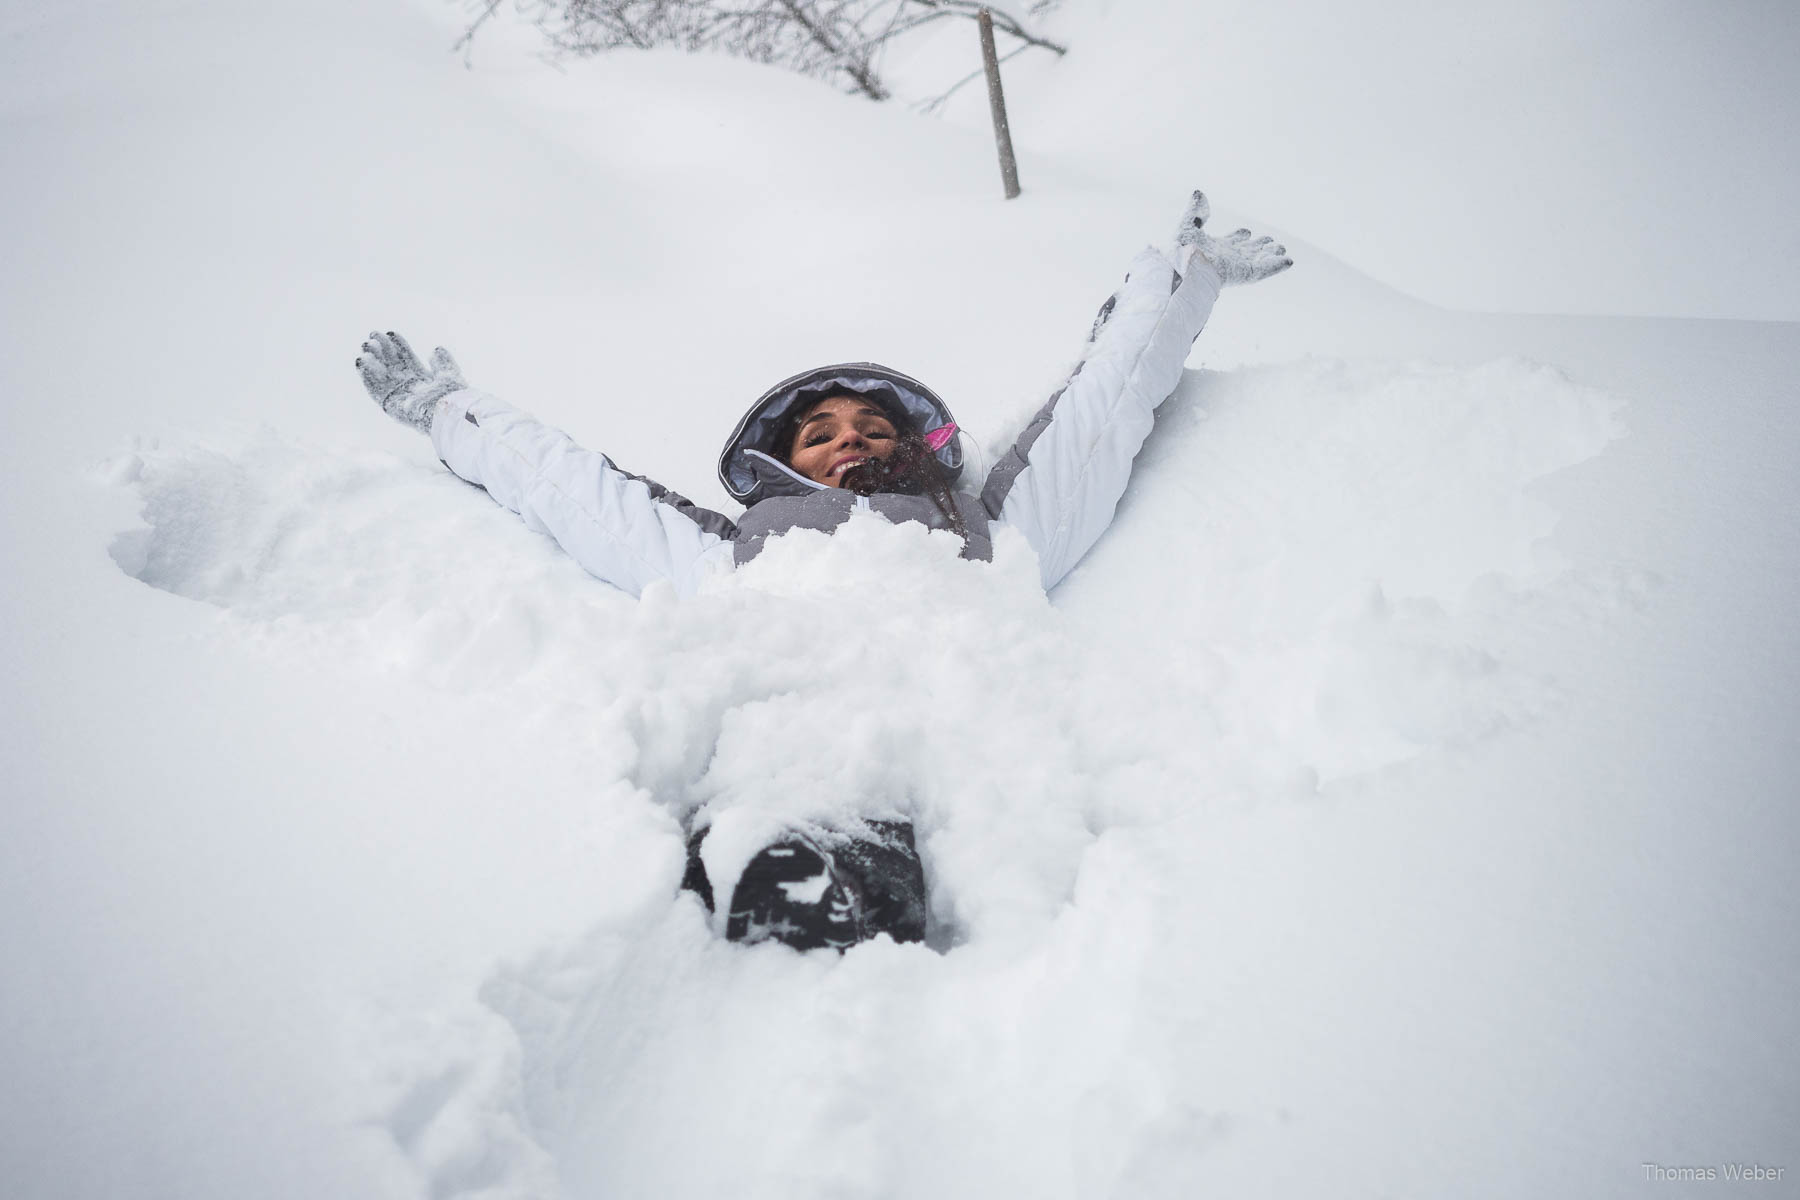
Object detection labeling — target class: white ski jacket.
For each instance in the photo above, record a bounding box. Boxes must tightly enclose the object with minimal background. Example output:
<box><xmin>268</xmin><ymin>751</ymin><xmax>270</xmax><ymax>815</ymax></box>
<box><xmin>429</xmin><ymin>248</ymin><xmax>1222</xmax><ymax>596</ymax></box>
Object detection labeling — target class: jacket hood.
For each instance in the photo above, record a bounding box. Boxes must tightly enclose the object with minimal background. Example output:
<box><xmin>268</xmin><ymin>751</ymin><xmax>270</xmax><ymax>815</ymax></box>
<box><xmin>718</xmin><ymin>362</ymin><xmax>964</xmax><ymax>505</ymax></box>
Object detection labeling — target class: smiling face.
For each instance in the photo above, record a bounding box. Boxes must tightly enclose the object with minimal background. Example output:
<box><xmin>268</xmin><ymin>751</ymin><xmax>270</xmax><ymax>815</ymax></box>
<box><xmin>784</xmin><ymin>393</ymin><xmax>901</xmax><ymax>486</ymax></box>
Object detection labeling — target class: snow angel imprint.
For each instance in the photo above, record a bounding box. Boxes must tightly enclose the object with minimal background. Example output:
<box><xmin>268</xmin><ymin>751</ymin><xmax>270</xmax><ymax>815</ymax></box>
<box><xmin>355</xmin><ymin>190</ymin><xmax>1291</xmax><ymax>953</ymax></box>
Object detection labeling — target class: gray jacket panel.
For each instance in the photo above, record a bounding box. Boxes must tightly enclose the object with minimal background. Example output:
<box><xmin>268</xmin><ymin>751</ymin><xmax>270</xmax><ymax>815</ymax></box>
<box><xmin>979</xmin><ymin>361</ymin><xmax>1084</xmax><ymax>520</ymax></box>
<box><xmin>605</xmin><ymin>456</ymin><xmax>741</xmax><ymax>542</ymax></box>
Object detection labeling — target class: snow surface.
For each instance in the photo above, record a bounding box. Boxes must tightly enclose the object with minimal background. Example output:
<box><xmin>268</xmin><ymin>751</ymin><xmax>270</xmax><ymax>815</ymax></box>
<box><xmin>2</xmin><ymin>2</ymin><xmax>1798</xmax><ymax>1198</ymax></box>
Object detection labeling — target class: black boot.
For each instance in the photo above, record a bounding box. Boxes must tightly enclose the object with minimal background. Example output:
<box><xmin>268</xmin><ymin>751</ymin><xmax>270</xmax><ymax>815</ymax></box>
<box><xmin>683</xmin><ymin>821</ymin><xmax>927</xmax><ymax>952</ymax></box>
<box><xmin>836</xmin><ymin>820</ymin><xmax>927</xmax><ymax>946</ymax></box>
<box><xmin>726</xmin><ymin>832</ymin><xmax>863</xmax><ymax>951</ymax></box>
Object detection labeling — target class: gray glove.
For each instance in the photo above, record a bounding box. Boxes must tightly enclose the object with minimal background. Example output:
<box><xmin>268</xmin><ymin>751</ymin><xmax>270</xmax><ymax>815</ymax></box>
<box><xmin>1174</xmin><ymin>190</ymin><xmax>1292</xmax><ymax>286</ymax></box>
<box><xmin>356</xmin><ymin>331</ymin><xmax>466</xmax><ymax>435</ymax></box>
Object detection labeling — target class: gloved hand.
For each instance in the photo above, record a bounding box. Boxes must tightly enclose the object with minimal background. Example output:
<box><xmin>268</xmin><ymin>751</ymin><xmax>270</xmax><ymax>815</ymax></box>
<box><xmin>1173</xmin><ymin>190</ymin><xmax>1292</xmax><ymax>286</ymax></box>
<box><xmin>356</xmin><ymin>331</ymin><xmax>466</xmax><ymax>435</ymax></box>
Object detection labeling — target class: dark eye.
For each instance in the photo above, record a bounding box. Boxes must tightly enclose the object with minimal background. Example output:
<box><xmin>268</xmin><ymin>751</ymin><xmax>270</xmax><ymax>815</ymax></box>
<box><xmin>805</xmin><ymin>431</ymin><xmax>830</xmax><ymax>447</ymax></box>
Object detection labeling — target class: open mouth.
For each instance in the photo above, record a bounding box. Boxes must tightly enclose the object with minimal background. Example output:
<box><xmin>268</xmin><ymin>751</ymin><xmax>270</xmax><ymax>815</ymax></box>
<box><xmin>830</xmin><ymin>457</ymin><xmax>869</xmax><ymax>478</ymax></box>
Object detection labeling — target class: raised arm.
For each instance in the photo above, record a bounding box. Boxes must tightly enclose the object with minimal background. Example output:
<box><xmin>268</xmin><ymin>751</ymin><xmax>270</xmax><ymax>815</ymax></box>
<box><xmin>357</xmin><ymin>332</ymin><xmax>737</xmax><ymax>598</ymax></box>
<box><xmin>981</xmin><ymin>192</ymin><xmax>1291</xmax><ymax>589</ymax></box>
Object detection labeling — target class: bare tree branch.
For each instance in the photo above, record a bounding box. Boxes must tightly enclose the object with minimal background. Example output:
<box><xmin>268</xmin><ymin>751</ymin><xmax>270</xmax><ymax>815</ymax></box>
<box><xmin>457</xmin><ymin>0</ymin><xmax>1065</xmax><ymax>100</ymax></box>
<box><xmin>773</xmin><ymin>0</ymin><xmax>888</xmax><ymax>99</ymax></box>
<box><xmin>454</xmin><ymin>0</ymin><xmax>508</xmax><ymax>63</ymax></box>
<box><xmin>904</xmin><ymin>0</ymin><xmax>1065</xmax><ymax>55</ymax></box>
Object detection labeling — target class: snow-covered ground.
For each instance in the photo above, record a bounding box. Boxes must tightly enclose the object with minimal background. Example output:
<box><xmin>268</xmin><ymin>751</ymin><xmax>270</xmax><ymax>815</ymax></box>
<box><xmin>2</xmin><ymin>2</ymin><xmax>1796</xmax><ymax>1198</ymax></box>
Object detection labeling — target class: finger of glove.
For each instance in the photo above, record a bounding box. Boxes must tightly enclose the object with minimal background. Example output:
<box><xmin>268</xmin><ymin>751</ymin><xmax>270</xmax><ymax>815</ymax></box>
<box><xmin>384</xmin><ymin>331</ymin><xmax>424</xmax><ymax>375</ymax></box>
<box><xmin>1174</xmin><ymin>190</ymin><xmax>1210</xmax><ymax>243</ymax></box>
<box><xmin>367</xmin><ymin>332</ymin><xmax>399</xmax><ymax>370</ymax></box>
<box><xmin>430</xmin><ymin>347</ymin><xmax>465</xmax><ymax>384</ymax></box>
<box><xmin>370</xmin><ymin>331</ymin><xmax>415</xmax><ymax>375</ymax></box>
<box><xmin>358</xmin><ymin>357</ymin><xmax>405</xmax><ymax>404</ymax></box>
<box><xmin>357</xmin><ymin>345</ymin><xmax>395</xmax><ymax>382</ymax></box>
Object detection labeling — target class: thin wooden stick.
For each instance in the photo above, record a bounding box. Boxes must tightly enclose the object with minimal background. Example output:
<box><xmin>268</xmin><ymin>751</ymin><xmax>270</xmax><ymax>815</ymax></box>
<box><xmin>977</xmin><ymin>8</ymin><xmax>1021</xmax><ymax>199</ymax></box>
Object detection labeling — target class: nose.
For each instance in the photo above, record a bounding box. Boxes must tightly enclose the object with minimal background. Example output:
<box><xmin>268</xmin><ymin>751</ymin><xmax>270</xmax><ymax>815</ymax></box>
<box><xmin>835</xmin><ymin>428</ymin><xmax>868</xmax><ymax>450</ymax></box>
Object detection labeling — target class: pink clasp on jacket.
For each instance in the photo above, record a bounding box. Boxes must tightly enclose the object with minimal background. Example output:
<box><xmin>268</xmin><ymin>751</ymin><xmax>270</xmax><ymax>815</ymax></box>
<box><xmin>923</xmin><ymin>423</ymin><xmax>958</xmax><ymax>452</ymax></box>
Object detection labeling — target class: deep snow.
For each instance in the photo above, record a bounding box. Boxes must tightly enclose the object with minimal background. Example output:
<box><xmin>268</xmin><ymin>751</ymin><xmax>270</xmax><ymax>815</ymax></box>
<box><xmin>2</xmin><ymin>1</ymin><xmax>1797</xmax><ymax>1198</ymax></box>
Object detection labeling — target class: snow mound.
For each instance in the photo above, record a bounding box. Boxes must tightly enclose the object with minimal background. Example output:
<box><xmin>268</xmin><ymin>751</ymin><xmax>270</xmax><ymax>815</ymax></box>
<box><xmin>102</xmin><ymin>427</ymin><xmax>637</xmax><ymax>692</ymax></box>
<box><xmin>1059</xmin><ymin>355</ymin><xmax>1626</xmax><ymax>781</ymax></box>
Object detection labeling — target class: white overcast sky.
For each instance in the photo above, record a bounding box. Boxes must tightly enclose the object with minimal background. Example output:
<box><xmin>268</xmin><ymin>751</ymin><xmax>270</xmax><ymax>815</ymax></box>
<box><xmin>993</xmin><ymin>0</ymin><xmax>1800</xmax><ymax>322</ymax></box>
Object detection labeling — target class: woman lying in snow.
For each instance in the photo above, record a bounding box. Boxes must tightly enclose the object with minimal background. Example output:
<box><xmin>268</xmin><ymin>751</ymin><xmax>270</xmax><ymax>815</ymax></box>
<box><xmin>356</xmin><ymin>190</ymin><xmax>1289</xmax><ymax>953</ymax></box>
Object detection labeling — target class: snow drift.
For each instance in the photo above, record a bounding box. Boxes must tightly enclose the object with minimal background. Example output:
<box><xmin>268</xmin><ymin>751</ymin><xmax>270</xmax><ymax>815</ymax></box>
<box><xmin>3</xmin><ymin>1</ymin><xmax>1796</xmax><ymax>1198</ymax></box>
